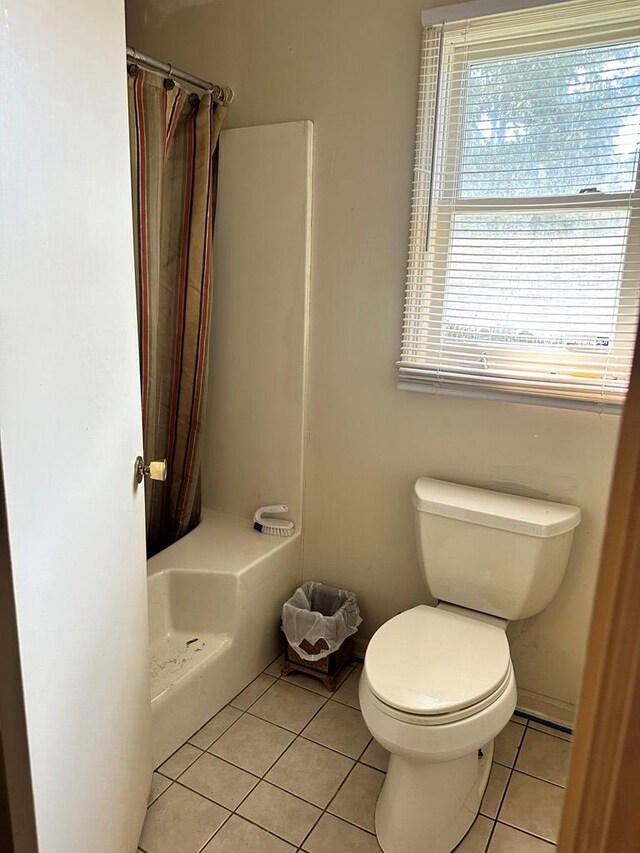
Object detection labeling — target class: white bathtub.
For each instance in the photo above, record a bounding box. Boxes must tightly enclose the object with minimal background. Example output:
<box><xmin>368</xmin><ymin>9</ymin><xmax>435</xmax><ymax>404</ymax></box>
<box><xmin>147</xmin><ymin>509</ymin><xmax>301</xmax><ymax>766</ymax></box>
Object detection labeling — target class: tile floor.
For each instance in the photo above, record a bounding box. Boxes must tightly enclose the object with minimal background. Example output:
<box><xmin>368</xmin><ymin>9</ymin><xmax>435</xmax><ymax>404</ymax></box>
<box><xmin>138</xmin><ymin>656</ymin><xmax>571</xmax><ymax>853</ymax></box>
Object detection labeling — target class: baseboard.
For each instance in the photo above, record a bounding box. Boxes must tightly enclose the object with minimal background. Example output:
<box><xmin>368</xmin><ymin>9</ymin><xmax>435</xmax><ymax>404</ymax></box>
<box><xmin>352</xmin><ymin>635</ymin><xmax>576</xmax><ymax>730</ymax></box>
<box><xmin>516</xmin><ymin>688</ymin><xmax>576</xmax><ymax>729</ymax></box>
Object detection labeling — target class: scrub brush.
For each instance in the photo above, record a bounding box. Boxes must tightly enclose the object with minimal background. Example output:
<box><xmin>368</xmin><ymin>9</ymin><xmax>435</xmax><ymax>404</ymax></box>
<box><xmin>253</xmin><ymin>504</ymin><xmax>294</xmax><ymax>537</ymax></box>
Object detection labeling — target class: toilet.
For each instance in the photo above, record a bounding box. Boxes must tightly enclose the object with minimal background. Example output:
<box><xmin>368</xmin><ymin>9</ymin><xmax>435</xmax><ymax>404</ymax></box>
<box><xmin>359</xmin><ymin>477</ymin><xmax>581</xmax><ymax>853</ymax></box>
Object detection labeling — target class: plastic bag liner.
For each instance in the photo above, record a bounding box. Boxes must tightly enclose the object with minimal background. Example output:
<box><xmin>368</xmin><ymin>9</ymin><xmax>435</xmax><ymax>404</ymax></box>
<box><xmin>282</xmin><ymin>581</ymin><xmax>362</xmax><ymax>662</ymax></box>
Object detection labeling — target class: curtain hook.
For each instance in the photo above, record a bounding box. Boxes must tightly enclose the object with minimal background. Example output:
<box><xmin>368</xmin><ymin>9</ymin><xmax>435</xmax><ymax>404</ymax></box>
<box><xmin>163</xmin><ymin>65</ymin><xmax>176</xmax><ymax>90</ymax></box>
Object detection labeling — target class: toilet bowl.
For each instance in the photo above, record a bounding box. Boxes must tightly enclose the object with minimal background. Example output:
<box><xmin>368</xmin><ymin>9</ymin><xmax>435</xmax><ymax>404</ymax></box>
<box><xmin>360</xmin><ymin>605</ymin><xmax>516</xmax><ymax>853</ymax></box>
<box><xmin>360</xmin><ymin>478</ymin><xmax>581</xmax><ymax>853</ymax></box>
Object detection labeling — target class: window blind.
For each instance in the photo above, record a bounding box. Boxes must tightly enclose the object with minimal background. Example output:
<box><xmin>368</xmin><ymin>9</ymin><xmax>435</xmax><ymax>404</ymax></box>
<box><xmin>399</xmin><ymin>0</ymin><xmax>640</xmax><ymax>411</ymax></box>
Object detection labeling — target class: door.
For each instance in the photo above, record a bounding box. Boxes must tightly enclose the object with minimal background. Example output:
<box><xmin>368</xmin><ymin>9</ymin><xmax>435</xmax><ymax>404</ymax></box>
<box><xmin>0</xmin><ymin>1</ymin><xmax>150</xmax><ymax>851</ymax></box>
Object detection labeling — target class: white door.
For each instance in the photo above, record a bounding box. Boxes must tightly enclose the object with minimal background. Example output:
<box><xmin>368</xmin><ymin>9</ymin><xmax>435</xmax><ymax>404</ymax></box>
<box><xmin>0</xmin><ymin>2</ymin><xmax>150</xmax><ymax>851</ymax></box>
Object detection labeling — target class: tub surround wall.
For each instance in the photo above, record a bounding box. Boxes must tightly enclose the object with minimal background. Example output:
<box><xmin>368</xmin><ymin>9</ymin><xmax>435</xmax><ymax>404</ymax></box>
<box><xmin>201</xmin><ymin>121</ymin><xmax>313</xmax><ymax>529</ymax></box>
<box><xmin>126</xmin><ymin>0</ymin><xmax>620</xmax><ymax>722</ymax></box>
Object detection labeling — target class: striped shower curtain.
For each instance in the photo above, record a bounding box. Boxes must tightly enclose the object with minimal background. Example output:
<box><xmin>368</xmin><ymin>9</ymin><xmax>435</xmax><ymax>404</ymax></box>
<box><xmin>128</xmin><ymin>67</ymin><xmax>225</xmax><ymax>556</ymax></box>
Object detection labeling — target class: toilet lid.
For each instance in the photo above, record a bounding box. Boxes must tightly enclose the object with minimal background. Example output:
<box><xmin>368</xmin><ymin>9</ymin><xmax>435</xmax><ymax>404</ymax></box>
<box><xmin>365</xmin><ymin>606</ymin><xmax>511</xmax><ymax>716</ymax></box>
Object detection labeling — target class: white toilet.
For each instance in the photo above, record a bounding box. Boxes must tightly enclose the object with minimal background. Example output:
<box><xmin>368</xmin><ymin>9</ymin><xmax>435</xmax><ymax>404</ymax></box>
<box><xmin>360</xmin><ymin>477</ymin><xmax>581</xmax><ymax>853</ymax></box>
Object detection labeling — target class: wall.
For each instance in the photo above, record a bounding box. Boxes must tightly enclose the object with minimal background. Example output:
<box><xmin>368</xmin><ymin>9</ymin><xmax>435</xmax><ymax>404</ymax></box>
<box><xmin>1</xmin><ymin>1</ymin><xmax>150</xmax><ymax>850</ymax></box>
<box><xmin>202</xmin><ymin>122</ymin><xmax>313</xmax><ymax>527</ymax></box>
<box><xmin>126</xmin><ymin>0</ymin><xmax>620</xmax><ymax>721</ymax></box>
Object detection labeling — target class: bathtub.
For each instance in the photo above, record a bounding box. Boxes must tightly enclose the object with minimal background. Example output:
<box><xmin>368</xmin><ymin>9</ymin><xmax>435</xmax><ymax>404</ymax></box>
<box><xmin>147</xmin><ymin>509</ymin><xmax>301</xmax><ymax>766</ymax></box>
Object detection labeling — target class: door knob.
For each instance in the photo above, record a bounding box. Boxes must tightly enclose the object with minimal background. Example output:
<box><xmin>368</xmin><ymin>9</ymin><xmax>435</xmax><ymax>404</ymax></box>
<box><xmin>135</xmin><ymin>456</ymin><xmax>167</xmax><ymax>484</ymax></box>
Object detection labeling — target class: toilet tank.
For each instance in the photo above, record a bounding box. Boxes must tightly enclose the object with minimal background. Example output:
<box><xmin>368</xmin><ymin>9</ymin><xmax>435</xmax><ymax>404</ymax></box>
<box><xmin>413</xmin><ymin>478</ymin><xmax>581</xmax><ymax>620</ymax></box>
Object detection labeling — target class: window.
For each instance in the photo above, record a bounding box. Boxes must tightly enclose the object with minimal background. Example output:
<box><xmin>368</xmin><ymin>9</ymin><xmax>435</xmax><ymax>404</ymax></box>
<box><xmin>399</xmin><ymin>0</ymin><xmax>640</xmax><ymax>411</ymax></box>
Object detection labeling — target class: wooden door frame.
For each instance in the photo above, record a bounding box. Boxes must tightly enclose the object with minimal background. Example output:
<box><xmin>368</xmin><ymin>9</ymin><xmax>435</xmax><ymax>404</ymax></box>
<box><xmin>559</xmin><ymin>329</ymin><xmax>640</xmax><ymax>851</ymax></box>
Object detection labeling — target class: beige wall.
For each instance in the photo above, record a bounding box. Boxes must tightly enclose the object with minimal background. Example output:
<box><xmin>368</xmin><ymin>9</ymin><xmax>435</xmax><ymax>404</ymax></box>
<box><xmin>126</xmin><ymin>0</ymin><xmax>620</xmax><ymax>720</ymax></box>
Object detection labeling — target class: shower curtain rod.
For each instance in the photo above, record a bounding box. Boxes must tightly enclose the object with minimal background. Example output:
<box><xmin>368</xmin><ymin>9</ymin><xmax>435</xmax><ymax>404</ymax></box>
<box><xmin>126</xmin><ymin>46</ymin><xmax>235</xmax><ymax>106</ymax></box>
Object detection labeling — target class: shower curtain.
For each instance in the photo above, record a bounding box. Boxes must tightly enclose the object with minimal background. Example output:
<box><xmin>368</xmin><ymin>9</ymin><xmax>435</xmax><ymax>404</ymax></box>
<box><xmin>128</xmin><ymin>67</ymin><xmax>225</xmax><ymax>556</ymax></box>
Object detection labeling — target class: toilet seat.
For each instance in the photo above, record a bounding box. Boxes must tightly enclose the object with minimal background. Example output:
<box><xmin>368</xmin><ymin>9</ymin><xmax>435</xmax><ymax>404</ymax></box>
<box><xmin>365</xmin><ymin>605</ymin><xmax>511</xmax><ymax>719</ymax></box>
<box><xmin>363</xmin><ymin>662</ymin><xmax>513</xmax><ymax>726</ymax></box>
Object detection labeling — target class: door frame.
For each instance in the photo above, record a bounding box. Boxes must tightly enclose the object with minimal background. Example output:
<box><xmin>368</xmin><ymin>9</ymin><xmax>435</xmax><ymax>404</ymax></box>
<box><xmin>559</xmin><ymin>329</ymin><xmax>640</xmax><ymax>850</ymax></box>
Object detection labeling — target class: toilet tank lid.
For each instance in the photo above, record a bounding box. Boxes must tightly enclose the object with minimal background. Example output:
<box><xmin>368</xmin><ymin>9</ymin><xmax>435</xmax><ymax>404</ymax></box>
<box><xmin>413</xmin><ymin>478</ymin><xmax>581</xmax><ymax>538</ymax></box>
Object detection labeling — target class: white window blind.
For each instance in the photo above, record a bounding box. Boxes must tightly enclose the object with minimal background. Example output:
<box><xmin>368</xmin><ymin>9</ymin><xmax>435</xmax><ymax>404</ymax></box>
<box><xmin>400</xmin><ymin>0</ymin><xmax>640</xmax><ymax>411</ymax></box>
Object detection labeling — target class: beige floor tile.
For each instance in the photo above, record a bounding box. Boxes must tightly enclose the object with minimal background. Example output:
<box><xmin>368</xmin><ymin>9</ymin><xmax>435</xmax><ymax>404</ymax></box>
<box><xmin>264</xmin><ymin>654</ymin><xmax>285</xmax><ymax>677</ymax></box>
<box><xmin>266</xmin><ymin>738</ymin><xmax>354</xmax><ymax>808</ymax></box>
<box><xmin>331</xmin><ymin>667</ymin><xmax>361</xmax><ymax>709</ymax></box>
<box><xmin>480</xmin><ymin>763</ymin><xmax>510</xmax><ymax>819</ymax></box>
<box><xmin>494</xmin><ymin>721</ymin><xmax>526</xmax><ymax>767</ymax></box>
<box><xmin>499</xmin><ymin>771</ymin><xmax>565</xmax><ymax>843</ymax></box>
<box><xmin>201</xmin><ymin>815</ymin><xmax>295</xmax><ymax>853</ymax></box>
<box><xmin>179</xmin><ymin>752</ymin><xmax>259</xmax><ymax>810</ymax></box>
<box><xmin>237</xmin><ymin>781</ymin><xmax>321</xmax><ymax>846</ymax></box>
<box><xmin>250</xmin><ymin>681</ymin><xmax>326</xmax><ymax>732</ymax></box>
<box><xmin>189</xmin><ymin>707</ymin><xmax>242</xmax><ymax>750</ymax></box>
<box><xmin>230</xmin><ymin>673</ymin><xmax>277</xmax><ymax>710</ymax></box>
<box><xmin>529</xmin><ymin>720</ymin><xmax>572</xmax><ymax>742</ymax></box>
<box><xmin>511</xmin><ymin>714</ymin><xmax>527</xmax><ymax>726</ymax></box>
<box><xmin>302</xmin><ymin>813</ymin><xmax>382</xmax><ymax>852</ymax></box>
<box><xmin>209</xmin><ymin>713</ymin><xmax>295</xmax><ymax>776</ymax></box>
<box><xmin>148</xmin><ymin>772</ymin><xmax>171</xmax><ymax>806</ymax></box>
<box><xmin>360</xmin><ymin>738</ymin><xmax>389</xmax><ymax>772</ymax></box>
<box><xmin>328</xmin><ymin>763</ymin><xmax>384</xmax><ymax>833</ymax></box>
<box><xmin>489</xmin><ymin>822</ymin><xmax>555</xmax><ymax>851</ymax></box>
<box><xmin>516</xmin><ymin>728</ymin><xmax>571</xmax><ymax>787</ymax></box>
<box><xmin>139</xmin><ymin>783</ymin><xmax>229</xmax><ymax>853</ymax></box>
<box><xmin>302</xmin><ymin>700</ymin><xmax>371</xmax><ymax>758</ymax></box>
<box><xmin>454</xmin><ymin>815</ymin><xmax>493</xmax><ymax>852</ymax></box>
<box><xmin>157</xmin><ymin>743</ymin><xmax>202</xmax><ymax>779</ymax></box>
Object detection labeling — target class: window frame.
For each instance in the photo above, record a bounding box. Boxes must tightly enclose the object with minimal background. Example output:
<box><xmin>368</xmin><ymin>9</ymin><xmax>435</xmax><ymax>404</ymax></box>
<box><xmin>401</xmin><ymin>17</ymin><xmax>640</xmax><ymax>409</ymax></box>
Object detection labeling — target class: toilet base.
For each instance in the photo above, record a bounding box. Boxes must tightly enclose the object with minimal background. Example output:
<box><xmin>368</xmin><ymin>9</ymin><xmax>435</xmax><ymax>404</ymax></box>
<box><xmin>375</xmin><ymin>740</ymin><xmax>493</xmax><ymax>853</ymax></box>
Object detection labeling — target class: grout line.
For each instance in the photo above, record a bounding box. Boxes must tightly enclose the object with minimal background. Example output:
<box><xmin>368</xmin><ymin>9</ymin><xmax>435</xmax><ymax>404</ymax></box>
<box><xmin>154</xmin><ymin>769</ymin><xmax>173</xmax><ymax>782</ymax></box>
<box><xmin>510</xmin><ymin>767</ymin><xmax>566</xmax><ymax>790</ymax></box>
<box><xmin>263</xmin><ymin>771</ymin><xmax>352</xmax><ymax>815</ymax></box>
<box><xmin>494</xmin><ymin>725</ymin><xmax>566</xmax><ymax>853</ymax></box>
<box><xmin>230</xmin><ymin>672</ymin><xmax>281</xmax><ymax>713</ymax></box>
<box><xmin>188</xmin><ymin>706</ymin><xmax>244</xmax><ymax>750</ymax></box>
<box><xmin>210</xmin><ymin>709</ymin><xmax>297</xmax><ymax>774</ymax></box>
<box><xmin>156</xmin><ymin>743</ymin><xmax>204</xmax><ymax>780</ymax></box>
<box><xmin>297</xmin><ymin>731</ymin><xmax>372</xmax><ymax>761</ymax></box>
<box><xmin>485</xmin><ymin>719</ymin><xmax>532</xmax><ymax>852</ymax></box>
<box><xmin>216</xmin><ymin>807</ymin><xmax>304</xmax><ymax>849</ymax></box>
<box><xmin>324</xmin><ymin>758</ymin><xmax>361</xmax><ymax>815</ymax></box>
<box><xmin>243</xmin><ymin>700</ymin><xmax>327</xmax><ymax>739</ymax></box>
<box><xmin>186</xmin><ymin>724</ymin><xmax>378</xmax><ymax>850</ymax></box>
<box><xmin>494</xmin><ymin>818</ymin><xmax>560</xmax><ymax>846</ymax></box>
<box><xmin>194</xmin><ymin>808</ymin><xmax>234</xmax><ymax>853</ymax></box>
<box><xmin>144</xmin><ymin>664</ymin><xmax>372</xmax><ymax>849</ymax></box>
<box><xmin>147</xmin><ymin>666</ymin><xmax>564</xmax><ymax>852</ymax></box>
